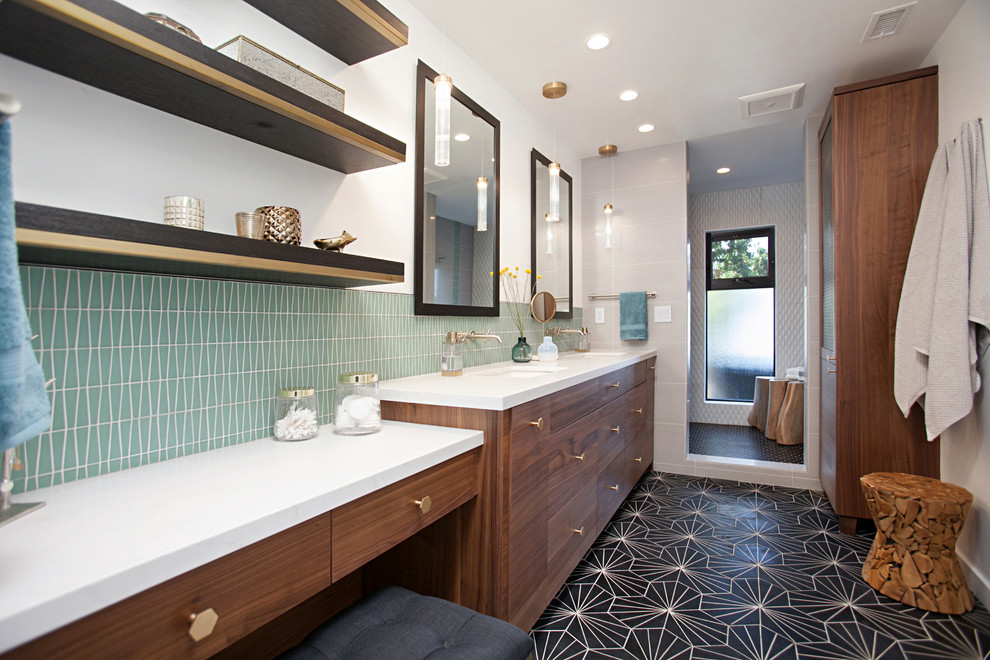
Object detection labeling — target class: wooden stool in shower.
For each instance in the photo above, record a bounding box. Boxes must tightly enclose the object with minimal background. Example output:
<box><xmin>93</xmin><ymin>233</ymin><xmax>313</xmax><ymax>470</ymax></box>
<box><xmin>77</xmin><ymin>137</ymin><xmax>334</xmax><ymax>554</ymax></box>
<box><xmin>860</xmin><ymin>472</ymin><xmax>974</xmax><ymax>614</ymax></box>
<box><xmin>775</xmin><ymin>380</ymin><xmax>804</xmax><ymax>445</ymax></box>
<box><xmin>748</xmin><ymin>377</ymin><xmax>771</xmax><ymax>431</ymax></box>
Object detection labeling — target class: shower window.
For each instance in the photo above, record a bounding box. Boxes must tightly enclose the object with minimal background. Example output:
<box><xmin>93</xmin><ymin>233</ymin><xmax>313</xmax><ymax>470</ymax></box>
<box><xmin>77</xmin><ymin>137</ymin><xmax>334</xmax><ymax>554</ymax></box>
<box><xmin>705</xmin><ymin>226</ymin><xmax>775</xmax><ymax>402</ymax></box>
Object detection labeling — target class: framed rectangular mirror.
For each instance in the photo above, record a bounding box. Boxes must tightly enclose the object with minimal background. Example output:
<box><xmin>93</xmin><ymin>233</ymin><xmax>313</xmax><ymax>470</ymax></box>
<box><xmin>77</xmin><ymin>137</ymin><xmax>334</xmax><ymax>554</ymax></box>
<box><xmin>415</xmin><ymin>60</ymin><xmax>500</xmax><ymax>316</ymax></box>
<box><xmin>530</xmin><ymin>148</ymin><xmax>573</xmax><ymax>318</ymax></box>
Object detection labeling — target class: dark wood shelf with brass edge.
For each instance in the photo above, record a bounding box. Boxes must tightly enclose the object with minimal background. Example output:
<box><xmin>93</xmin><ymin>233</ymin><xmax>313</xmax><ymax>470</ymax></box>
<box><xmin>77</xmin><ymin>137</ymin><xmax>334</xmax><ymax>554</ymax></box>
<box><xmin>243</xmin><ymin>0</ymin><xmax>408</xmax><ymax>66</ymax></box>
<box><xmin>0</xmin><ymin>0</ymin><xmax>405</xmax><ymax>174</ymax></box>
<box><xmin>15</xmin><ymin>203</ymin><xmax>404</xmax><ymax>289</ymax></box>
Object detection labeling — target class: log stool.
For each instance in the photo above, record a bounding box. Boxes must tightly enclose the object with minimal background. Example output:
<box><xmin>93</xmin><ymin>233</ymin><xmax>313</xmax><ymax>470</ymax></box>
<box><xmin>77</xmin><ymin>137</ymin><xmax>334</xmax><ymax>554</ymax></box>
<box><xmin>764</xmin><ymin>378</ymin><xmax>789</xmax><ymax>440</ymax></box>
<box><xmin>775</xmin><ymin>380</ymin><xmax>804</xmax><ymax>445</ymax></box>
<box><xmin>748</xmin><ymin>377</ymin><xmax>772</xmax><ymax>431</ymax></box>
<box><xmin>860</xmin><ymin>472</ymin><xmax>975</xmax><ymax>614</ymax></box>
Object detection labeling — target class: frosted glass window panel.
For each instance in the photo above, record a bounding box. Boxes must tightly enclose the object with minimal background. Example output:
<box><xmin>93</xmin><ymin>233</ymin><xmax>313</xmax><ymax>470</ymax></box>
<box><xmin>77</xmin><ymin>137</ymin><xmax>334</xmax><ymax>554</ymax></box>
<box><xmin>706</xmin><ymin>288</ymin><xmax>775</xmax><ymax>401</ymax></box>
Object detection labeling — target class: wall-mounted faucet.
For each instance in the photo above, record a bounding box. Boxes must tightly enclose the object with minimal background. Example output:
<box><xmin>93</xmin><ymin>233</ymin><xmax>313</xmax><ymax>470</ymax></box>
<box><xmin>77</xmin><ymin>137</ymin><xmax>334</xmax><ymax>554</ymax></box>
<box><xmin>441</xmin><ymin>330</ymin><xmax>503</xmax><ymax>377</ymax></box>
<box><xmin>445</xmin><ymin>330</ymin><xmax>503</xmax><ymax>344</ymax></box>
<box><xmin>549</xmin><ymin>327</ymin><xmax>591</xmax><ymax>352</ymax></box>
<box><xmin>549</xmin><ymin>327</ymin><xmax>587</xmax><ymax>337</ymax></box>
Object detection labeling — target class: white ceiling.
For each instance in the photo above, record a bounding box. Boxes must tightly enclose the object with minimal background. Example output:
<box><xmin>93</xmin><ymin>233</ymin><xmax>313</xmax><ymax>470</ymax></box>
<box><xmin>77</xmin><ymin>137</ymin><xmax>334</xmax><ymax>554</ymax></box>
<box><xmin>406</xmin><ymin>0</ymin><xmax>964</xmax><ymax>193</ymax></box>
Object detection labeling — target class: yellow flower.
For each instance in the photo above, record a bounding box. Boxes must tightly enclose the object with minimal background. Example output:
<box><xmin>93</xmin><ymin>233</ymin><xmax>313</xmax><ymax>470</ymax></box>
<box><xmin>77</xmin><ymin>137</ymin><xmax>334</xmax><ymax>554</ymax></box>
<box><xmin>512</xmin><ymin>274</ymin><xmax>517</xmax><ymax>279</ymax></box>
<box><xmin>537</xmin><ymin>275</ymin><xmax>542</xmax><ymax>279</ymax></box>
<box><xmin>489</xmin><ymin>271</ymin><xmax>494</xmax><ymax>276</ymax></box>
<box><xmin>525</xmin><ymin>268</ymin><xmax>531</xmax><ymax>274</ymax></box>
<box><xmin>515</xmin><ymin>266</ymin><xmax>519</xmax><ymax>270</ymax></box>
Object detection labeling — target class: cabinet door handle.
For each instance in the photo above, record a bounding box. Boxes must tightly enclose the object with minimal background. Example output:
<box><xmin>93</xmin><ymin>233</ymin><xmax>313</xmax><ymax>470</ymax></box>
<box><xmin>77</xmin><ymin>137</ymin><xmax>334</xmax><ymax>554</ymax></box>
<box><xmin>572</xmin><ymin>527</ymin><xmax>584</xmax><ymax>536</ymax></box>
<box><xmin>572</xmin><ymin>453</ymin><xmax>586</xmax><ymax>462</ymax></box>
<box><xmin>633</xmin><ymin>408</ymin><xmax>643</xmax><ymax>414</ymax></box>
<box><xmin>826</xmin><ymin>356</ymin><xmax>837</xmax><ymax>362</ymax></box>
<box><xmin>633</xmin><ymin>457</ymin><xmax>642</xmax><ymax>463</ymax></box>
<box><xmin>608</xmin><ymin>484</ymin><xmax>619</xmax><ymax>491</ymax></box>
<box><xmin>648</xmin><ymin>365</ymin><xmax>656</xmax><ymax>371</ymax></box>
<box><xmin>529</xmin><ymin>417</ymin><xmax>544</xmax><ymax>431</ymax></box>
<box><xmin>611</xmin><ymin>426</ymin><xmax>620</xmax><ymax>433</ymax></box>
<box><xmin>188</xmin><ymin>608</ymin><xmax>219</xmax><ymax>642</ymax></box>
<box><xmin>414</xmin><ymin>496</ymin><xmax>432</xmax><ymax>514</ymax></box>
<box><xmin>827</xmin><ymin>368</ymin><xmax>837</xmax><ymax>374</ymax></box>
<box><xmin>608</xmin><ymin>382</ymin><xmax>620</xmax><ymax>389</ymax></box>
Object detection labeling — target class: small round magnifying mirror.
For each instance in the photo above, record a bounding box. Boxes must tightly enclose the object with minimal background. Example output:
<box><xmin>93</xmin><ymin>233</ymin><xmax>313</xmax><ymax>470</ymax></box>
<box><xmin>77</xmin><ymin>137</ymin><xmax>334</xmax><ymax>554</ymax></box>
<box><xmin>530</xmin><ymin>291</ymin><xmax>557</xmax><ymax>323</ymax></box>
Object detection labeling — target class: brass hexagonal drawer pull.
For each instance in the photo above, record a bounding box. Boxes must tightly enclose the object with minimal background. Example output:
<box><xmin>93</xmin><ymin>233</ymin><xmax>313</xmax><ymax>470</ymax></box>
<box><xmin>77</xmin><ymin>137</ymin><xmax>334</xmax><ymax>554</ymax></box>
<box><xmin>188</xmin><ymin>608</ymin><xmax>219</xmax><ymax>642</ymax></box>
<box><xmin>414</xmin><ymin>496</ymin><xmax>432</xmax><ymax>514</ymax></box>
<box><xmin>529</xmin><ymin>417</ymin><xmax>544</xmax><ymax>431</ymax></box>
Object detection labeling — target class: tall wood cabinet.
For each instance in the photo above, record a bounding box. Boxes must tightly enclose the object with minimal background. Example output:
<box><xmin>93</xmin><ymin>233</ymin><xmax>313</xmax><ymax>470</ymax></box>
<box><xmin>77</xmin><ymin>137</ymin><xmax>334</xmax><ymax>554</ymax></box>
<box><xmin>819</xmin><ymin>67</ymin><xmax>940</xmax><ymax>533</ymax></box>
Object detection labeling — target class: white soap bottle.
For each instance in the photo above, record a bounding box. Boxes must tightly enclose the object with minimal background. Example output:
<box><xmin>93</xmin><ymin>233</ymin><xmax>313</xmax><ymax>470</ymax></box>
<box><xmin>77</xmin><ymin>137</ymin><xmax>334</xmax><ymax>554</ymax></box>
<box><xmin>538</xmin><ymin>336</ymin><xmax>558</xmax><ymax>362</ymax></box>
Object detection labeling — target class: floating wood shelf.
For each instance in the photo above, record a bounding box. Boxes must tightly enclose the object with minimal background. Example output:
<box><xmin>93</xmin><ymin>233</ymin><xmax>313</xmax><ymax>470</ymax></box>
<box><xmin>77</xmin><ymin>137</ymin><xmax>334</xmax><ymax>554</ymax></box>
<box><xmin>0</xmin><ymin>0</ymin><xmax>406</xmax><ymax>173</ymax></box>
<box><xmin>15</xmin><ymin>203</ymin><xmax>404</xmax><ymax>289</ymax></box>
<box><xmin>244</xmin><ymin>0</ymin><xmax>408</xmax><ymax>65</ymax></box>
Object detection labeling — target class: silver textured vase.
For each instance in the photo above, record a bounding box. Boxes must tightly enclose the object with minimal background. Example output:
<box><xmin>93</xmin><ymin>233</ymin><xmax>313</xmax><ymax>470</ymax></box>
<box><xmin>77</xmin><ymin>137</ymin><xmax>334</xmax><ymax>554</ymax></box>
<box><xmin>256</xmin><ymin>206</ymin><xmax>301</xmax><ymax>245</ymax></box>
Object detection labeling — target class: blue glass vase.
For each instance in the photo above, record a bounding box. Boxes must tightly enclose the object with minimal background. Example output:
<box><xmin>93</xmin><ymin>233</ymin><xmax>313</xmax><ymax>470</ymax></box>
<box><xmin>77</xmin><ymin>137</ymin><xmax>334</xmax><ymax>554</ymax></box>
<box><xmin>511</xmin><ymin>337</ymin><xmax>532</xmax><ymax>363</ymax></box>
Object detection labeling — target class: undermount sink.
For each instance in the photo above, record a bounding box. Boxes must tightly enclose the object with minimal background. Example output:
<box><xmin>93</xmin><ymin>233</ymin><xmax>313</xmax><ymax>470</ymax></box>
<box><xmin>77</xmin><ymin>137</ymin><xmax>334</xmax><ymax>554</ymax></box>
<box><xmin>483</xmin><ymin>365</ymin><xmax>567</xmax><ymax>379</ymax></box>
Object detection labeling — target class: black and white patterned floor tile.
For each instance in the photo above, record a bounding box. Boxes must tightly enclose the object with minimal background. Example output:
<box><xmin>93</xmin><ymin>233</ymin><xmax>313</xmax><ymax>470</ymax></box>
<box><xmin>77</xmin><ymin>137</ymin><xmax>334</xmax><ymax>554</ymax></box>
<box><xmin>531</xmin><ymin>471</ymin><xmax>990</xmax><ymax>660</ymax></box>
<box><xmin>689</xmin><ymin>423</ymin><xmax>804</xmax><ymax>465</ymax></box>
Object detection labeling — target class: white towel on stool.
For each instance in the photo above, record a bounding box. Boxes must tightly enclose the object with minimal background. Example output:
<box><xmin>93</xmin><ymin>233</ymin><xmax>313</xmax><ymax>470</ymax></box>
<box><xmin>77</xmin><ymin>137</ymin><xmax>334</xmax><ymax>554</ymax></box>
<box><xmin>785</xmin><ymin>367</ymin><xmax>804</xmax><ymax>380</ymax></box>
<box><xmin>894</xmin><ymin>119</ymin><xmax>990</xmax><ymax>441</ymax></box>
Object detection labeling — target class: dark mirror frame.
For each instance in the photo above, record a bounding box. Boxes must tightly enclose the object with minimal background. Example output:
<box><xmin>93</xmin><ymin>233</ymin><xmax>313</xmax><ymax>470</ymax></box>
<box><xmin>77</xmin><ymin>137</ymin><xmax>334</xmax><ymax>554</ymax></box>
<box><xmin>530</xmin><ymin>148</ymin><xmax>573</xmax><ymax>319</ymax></box>
<box><xmin>414</xmin><ymin>60</ymin><xmax>501</xmax><ymax>317</ymax></box>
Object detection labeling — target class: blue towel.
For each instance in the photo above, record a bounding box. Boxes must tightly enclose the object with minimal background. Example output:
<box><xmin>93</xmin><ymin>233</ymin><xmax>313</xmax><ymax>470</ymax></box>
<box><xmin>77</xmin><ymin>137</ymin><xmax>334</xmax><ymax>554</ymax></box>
<box><xmin>619</xmin><ymin>291</ymin><xmax>648</xmax><ymax>341</ymax></box>
<box><xmin>0</xmin><ymin>122</ymin><xmax>50</xmax><ymax>451</ymax></box>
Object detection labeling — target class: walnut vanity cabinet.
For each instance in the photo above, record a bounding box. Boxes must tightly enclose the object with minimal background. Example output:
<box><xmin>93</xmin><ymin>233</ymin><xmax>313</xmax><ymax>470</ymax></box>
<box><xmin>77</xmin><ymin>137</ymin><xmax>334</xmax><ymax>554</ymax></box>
<box><xmin>382</xmin><ymin>355</ymin><xmax>656</xmax><ymax>631</ymax></box>
<box><xmin>5</xmin><ymin>449</ymin><xmax>481</xmax><ymax>659</ymax></box>
<box><xmin>818</xmin><ymin>67</ymin><xmax>940</xmax><ymax>533</ymax></box>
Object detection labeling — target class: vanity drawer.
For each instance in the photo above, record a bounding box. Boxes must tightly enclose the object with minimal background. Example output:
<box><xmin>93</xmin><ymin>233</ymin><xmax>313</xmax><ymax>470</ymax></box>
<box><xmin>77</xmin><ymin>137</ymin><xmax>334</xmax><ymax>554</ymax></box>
<box><xmin>547</xmin><ymin>479</ymin><xmax>597</xmax><ymax>590</ymax></box>
<box><xmin>598</xmin><ymin>362</ymin><xmax>646</xmax><ymax>405</ymax></box>
<box><xmin>597</xmin><ymin>451</ymin><xmax>628</xmax><ymax>533</ymax></box>
<box><xmin>510</xmin><ymin>395</ymin><xmax>554</xmax><ymax>440</ymax></box>
<box><xmin>625</xmin><ymin>426</ymin><xmax>653</xmax><ymax>489</ymax></box>
<box><xmin>547</xmin><ymin>411</ymin><xmax>600</xmax><ymax>514</ymax></box>
<box><xmin>332</xmin><ymin>449</ymin><xmax>479</xmax><ymax>582</ymax></box>
<box><xmin>550</xmin><ymin>378</ymin><xmax>601</xmax><ymax>429</ymax></box>
<box><xmin>7</xmin><ymin>514</ymin><xmax>331</xmax><ymax>660</ymax></box>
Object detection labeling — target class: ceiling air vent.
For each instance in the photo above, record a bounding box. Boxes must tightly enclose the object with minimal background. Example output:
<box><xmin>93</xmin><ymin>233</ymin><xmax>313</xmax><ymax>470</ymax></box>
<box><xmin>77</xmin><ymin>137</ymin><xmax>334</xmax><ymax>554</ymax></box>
<box><xmin>862</xmin><ymin>2</ymin><xmax>916</xmax><ymax>42</ymax></box>
<box><xmin>738</xmin><ymin>83</ymin><xmax>806</xmax><ymax>119</ymax></box>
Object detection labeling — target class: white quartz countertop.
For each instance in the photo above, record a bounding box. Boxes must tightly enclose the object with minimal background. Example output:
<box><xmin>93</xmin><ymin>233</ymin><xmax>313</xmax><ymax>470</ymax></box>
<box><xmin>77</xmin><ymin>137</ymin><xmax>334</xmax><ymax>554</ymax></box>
<box><xmin>0</xmin><ymin>421</ymin><xmax>483</xmax><ymax>653</ymax></box>
<box><xmin>379</xmin><ymin>349</ymin><xmax>657</xmax><ymax>410</ymax></box>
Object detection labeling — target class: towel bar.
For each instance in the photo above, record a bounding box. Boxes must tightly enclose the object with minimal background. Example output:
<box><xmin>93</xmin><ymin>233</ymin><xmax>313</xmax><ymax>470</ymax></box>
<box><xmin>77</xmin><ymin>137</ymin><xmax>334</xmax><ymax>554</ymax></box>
<box><xmin>587</xmin><ymin>291</ymin><xmax>656</xmax><ymax>301</ymax></box>
<box><xmin>0</xmin><ymin>93</ymin><xmax>22</xmax><ymax>125</ymax></box>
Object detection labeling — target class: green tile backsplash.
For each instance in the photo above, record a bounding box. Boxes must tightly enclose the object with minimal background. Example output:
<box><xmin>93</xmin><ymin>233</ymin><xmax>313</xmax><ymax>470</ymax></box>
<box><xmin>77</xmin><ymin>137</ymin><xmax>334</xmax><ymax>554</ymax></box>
<box><xmin>15</xmin><ymin>266</ymin><xmax>582</xmax><ymax>493</ymax></box>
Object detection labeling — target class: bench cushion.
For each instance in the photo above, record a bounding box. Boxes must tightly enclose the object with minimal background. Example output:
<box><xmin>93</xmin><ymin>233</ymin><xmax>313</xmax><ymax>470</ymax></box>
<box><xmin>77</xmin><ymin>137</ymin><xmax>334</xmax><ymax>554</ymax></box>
<box><xmin>281</xmin><ymin>587</ymin><xmax>533</xmax><ymax>660</ymax></box>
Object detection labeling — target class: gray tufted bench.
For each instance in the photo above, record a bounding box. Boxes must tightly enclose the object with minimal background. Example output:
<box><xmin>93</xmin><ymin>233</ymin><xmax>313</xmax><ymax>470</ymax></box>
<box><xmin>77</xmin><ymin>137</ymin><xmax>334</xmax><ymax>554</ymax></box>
<box><xmin>280</xmin><ymin>586</ymin><xmax>534</xmax><ymax>659</ymax></box>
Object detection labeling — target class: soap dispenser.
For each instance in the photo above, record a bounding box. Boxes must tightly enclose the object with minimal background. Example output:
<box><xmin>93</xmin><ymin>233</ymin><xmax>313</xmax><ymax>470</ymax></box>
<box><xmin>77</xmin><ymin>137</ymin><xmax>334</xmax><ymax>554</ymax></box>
<box><xmin>538</xmin><ymin>336</ymin><xmax>558</xmax><ymax>362</ymax></box>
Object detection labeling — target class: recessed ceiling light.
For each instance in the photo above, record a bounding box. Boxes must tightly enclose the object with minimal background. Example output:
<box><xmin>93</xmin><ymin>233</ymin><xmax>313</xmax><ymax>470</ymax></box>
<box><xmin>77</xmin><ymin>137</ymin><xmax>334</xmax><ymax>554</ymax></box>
<box><xmin>454</xmin><ymin>133</ymin><xmax>470</xmax><ymax>142</ymax></box>
<box><xmin>619</xmin><ymin>90</ymin><xmax>638</xmax><ymax>102</ymax></box>
<box><xmin>716</xmin><ymin>167</ymin><xmax>731</xmax><ymax>174</ymax></box>
<box><xmin>638</xmin><ymin>123</ymin><xmax>655</xmax><ymax>133</ymax></box>
<box><xmin>586</xmin><ymin>33</ymin><xmax>610</xmax><ymax>50</ymax></box>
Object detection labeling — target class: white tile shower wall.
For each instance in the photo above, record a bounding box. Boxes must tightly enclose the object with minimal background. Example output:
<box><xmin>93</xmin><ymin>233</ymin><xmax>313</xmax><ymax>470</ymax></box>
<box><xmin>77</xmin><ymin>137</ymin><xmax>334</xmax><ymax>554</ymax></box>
<box><xmin>581</xmin><ymin>142</ymin><xmax>689</xmax><ymax>472</ymax></box>
<box><xmin>688</xmin><ymin>182</ymin><xmax>805</xmax><ymax>426</ymax></box>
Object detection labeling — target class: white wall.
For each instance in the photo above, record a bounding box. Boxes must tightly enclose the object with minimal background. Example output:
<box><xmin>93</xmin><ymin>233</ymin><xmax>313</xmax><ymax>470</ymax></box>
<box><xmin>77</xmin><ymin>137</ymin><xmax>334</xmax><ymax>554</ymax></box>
<box><xmin>2</xmin><ymin>0</ymin><xmax>581</xmax><ymax>298</ymax></box>
<box><xmin>922</xmin><ymin>0</ymin><xmax>990</xmax><ymax>608</ymax></box>
<box><xmin>804</xmin><ymin>112</ymin><xmax>824</xmax><ymax>491</ymax></box>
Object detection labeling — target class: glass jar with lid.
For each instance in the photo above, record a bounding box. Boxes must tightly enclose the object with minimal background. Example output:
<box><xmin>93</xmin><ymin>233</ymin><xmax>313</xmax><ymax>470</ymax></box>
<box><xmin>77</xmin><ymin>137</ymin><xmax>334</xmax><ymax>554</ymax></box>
<box><xmin>274</xmin><ymin>387</ymin><xmax>319</xmax><ymax>441</ymax></box>
<box><xmin>334</xmin><ymin>372</ymin><xmax>381</xmax><ymax>435</ymax></box>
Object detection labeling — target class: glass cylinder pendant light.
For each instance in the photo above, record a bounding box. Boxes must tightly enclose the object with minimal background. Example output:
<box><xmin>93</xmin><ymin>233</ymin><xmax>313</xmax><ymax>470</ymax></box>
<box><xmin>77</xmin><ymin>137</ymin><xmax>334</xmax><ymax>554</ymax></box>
<box><xmin>434</xmin><ymin>73</ymin><xmax>452</xmax><ymax>167</ymax></box>
<box><xmin>546</xmin><ymin>214</ymin><xmax>554</xmax><ymax>254</ymax></box>
<box><xmin>476</xmin><ymin>176</ymin><xmax>488</xmax><ymax>231</ymax></box>
<box><xmin>604</xmin><ymin>203</ymin><xmax>613</xmax><ymax>249</ymax></box>
<box><xmin>548</xmin><ymin>161</ymin><xmax>561</xmax><ymax>222</ymax></box>
<box><xmin>600</xmin><ymin>144</ymin><xmax>617</xmax><ymax>249</ymax></box>
<box><xmin>543</xmin><ymin>81</ymin><xmax>567</xmax><ymax>222</ymax></box>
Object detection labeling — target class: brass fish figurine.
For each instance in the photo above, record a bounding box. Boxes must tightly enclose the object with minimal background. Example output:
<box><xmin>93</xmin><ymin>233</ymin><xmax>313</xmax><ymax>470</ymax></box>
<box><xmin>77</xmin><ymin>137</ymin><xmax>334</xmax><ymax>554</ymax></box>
<box><xmin>314</xmin><ymin>230</ymin><xmax>357</xmax><ymax>252</ymax></box>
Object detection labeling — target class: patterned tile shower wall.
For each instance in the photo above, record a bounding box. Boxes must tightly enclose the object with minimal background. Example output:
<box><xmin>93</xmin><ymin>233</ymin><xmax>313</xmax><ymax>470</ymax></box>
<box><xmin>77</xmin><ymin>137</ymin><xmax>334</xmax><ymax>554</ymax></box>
<box><xmin>688</xmin><ymin>181</ymin><xmax>806</xmax><ymax>426</ymax></box>
<box><xmin>15</xmin><ymin>266</ymin><xmax>581</xmax><ymax>494</ymax></box>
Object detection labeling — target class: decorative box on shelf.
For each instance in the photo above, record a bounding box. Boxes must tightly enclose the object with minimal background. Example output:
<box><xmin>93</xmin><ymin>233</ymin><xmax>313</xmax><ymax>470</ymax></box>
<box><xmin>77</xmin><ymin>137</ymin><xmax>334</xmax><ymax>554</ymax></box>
<box><xmin>216</xmin><ymin>36</ymin><xmax>345</xmax><ymax>111</ymax></box>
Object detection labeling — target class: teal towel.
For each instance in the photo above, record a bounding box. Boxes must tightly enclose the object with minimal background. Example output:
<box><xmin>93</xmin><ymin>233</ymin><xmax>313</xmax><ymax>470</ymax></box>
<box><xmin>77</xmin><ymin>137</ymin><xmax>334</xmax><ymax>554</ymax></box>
<box><xmin>0</xmin><ymin>122</ymin><xmax>50</xmax><ymax>451</ymax></box>
<box><xmin>619</xmin><ymin>291</ymin><xmax>648</xmax><ymax>341</ymax></box>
